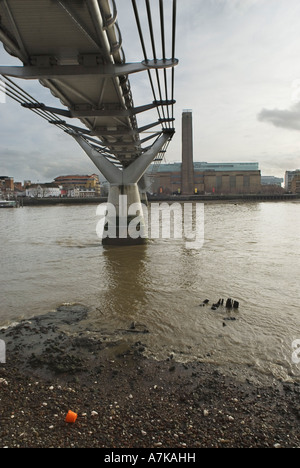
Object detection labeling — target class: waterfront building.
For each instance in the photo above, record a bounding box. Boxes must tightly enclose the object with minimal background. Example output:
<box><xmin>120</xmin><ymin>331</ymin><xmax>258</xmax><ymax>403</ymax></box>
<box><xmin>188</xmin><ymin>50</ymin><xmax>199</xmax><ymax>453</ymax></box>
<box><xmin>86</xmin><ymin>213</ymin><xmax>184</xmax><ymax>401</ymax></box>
<box><xmin>0</xmin><ymin>176</ymin><xmax>15</xmax><ymax>199</ymax></box>
<box><xmin>261</xmin><ymin>176</ymin><xmax>283</xmax><ymax>186</ymax></box>
<box><xmin>0</xmin><ymin>176</ymin><xmax>14</xmax><ymax>193</ymax></box>
<box><xmin>150</xmin><ymin>162</ymin><xmax>261</xmax><ymax>195</ymax></box>
<box><xmin>26</xmin><ymin>183</ymin><xmax>61</xmax><ymax>198</ymax></box>
<box><xmin>148</xmin><ymin>111</ymin><xmax>261</xmax><ymax>195</ymax></box>
<box><xmin>14</xmin><ymin>182</ymin><xmax>23</xmax><ymax>191</ymax></box>
<box><xmin>53</xmin><ymin>174</ymin><xmax>101</xmax><ymax>196</ymax></box>
<box><xmin>284</xmin><ymin>170</ymin><xmax>300</xmax><ymax>191</ymax></box>
<box><xmin>291</xmin><ymin>174</ymin><xmax>300</xmax><ymax>194</ymax></box>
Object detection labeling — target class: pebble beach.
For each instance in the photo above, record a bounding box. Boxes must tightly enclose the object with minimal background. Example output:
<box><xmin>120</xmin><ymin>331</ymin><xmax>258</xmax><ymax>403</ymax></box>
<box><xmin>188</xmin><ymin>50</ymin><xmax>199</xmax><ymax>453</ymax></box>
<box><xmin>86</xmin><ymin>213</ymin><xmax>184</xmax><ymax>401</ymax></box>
<box><xmin>0</xmin><ymin>305</ymin><xmax>299</xmax><ymax>449</ymax></box>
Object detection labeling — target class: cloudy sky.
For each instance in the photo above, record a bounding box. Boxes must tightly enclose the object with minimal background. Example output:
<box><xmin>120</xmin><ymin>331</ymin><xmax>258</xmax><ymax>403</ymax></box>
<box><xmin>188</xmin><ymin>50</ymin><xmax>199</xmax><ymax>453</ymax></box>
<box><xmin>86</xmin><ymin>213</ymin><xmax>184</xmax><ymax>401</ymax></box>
<box><xmin>1</xmin><ymin>0</ymin><xmax>300</xmax><ymax>182</ymax></box>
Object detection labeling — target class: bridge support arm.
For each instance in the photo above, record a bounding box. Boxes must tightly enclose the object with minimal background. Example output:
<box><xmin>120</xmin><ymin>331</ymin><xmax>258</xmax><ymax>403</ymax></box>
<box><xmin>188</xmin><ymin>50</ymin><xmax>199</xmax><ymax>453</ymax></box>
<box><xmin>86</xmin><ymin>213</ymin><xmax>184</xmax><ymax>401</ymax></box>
<box><xmin>71</xmin><ymin>134</ymin><xmax>122</xmax><ymax>185</ymax></box>
<box><xmin>123</xmin><ymin>131</ymin><xmax>172</xmax><ymax>184</ymax></box>
<box><xmin>72</xmin><ymin>130</ymin><xmax>172</xmax><ymax>186</ymax></box>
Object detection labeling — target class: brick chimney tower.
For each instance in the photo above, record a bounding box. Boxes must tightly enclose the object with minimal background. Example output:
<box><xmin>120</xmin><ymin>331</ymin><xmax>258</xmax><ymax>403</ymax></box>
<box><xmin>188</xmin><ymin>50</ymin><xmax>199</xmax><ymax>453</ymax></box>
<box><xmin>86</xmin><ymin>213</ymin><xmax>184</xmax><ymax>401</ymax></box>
<box><xmin>181</xmin><ymin>110</ymin><xmax>194</xmax><ymax>195</ymax></box>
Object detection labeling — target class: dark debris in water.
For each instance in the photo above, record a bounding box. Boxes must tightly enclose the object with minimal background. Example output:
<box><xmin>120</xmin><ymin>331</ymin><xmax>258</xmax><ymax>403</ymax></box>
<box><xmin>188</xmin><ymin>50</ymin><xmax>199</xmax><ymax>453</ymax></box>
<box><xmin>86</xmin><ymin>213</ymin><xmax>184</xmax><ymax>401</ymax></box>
<box><xmin>200</xmin><ymin>297</ymin><xmax>240</xmax><ymax>323</ymax></box>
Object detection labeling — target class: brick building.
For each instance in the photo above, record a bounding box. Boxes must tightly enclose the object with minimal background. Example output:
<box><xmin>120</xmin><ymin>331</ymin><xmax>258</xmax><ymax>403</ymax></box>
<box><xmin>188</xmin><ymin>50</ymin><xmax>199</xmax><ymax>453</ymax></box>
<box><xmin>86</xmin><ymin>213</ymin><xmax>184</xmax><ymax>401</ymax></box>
<box><xmin>291</xmin><ymin>174</ymin><xmax>300</xmax><ymax>194</ymax></box>
<box><xmin>149</xmin><ymin>111</ymin><xmax>261</xmax><ymax>195</ymax></box>
<box><xmin>150</xmin><ymin>161</ymin><xmax>261</xmax><ymax>195</ymax></box>
<box><xmin>53</xmin><ymin>174</ymin><xmax>101</xmax><ymax>196</ymax></box>
<box><xmin>285</xmin><ymin>170</ymin><xmax>300</xmax><ymax>191</ymax></box>
<box><xmin>0</xmin><ymin>176</ymin><xmax>14</xmax><ymax>198</ymax></box>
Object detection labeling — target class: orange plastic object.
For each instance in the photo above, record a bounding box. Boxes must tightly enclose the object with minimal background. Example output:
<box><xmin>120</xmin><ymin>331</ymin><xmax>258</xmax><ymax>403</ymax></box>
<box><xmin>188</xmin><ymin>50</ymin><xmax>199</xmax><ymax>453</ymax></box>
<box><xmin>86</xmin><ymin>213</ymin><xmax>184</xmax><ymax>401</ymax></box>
<box><xmin>65</xmin><ymin>410</ymin><xmax>78</xmax><ymax>424</ymax></box>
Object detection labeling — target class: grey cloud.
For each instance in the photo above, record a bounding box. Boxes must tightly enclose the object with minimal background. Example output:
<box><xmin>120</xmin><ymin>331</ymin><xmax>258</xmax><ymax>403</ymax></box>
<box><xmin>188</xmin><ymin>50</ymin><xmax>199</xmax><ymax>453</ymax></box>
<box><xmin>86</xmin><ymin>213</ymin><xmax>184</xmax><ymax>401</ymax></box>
<box><xmin>260</xmin><ymin>152</ymin><xmax>300</xmax><ymax>172</ymax></box>
<box><xmin>258</xmin><ymin>103</ymin><xmax>300</xmax><ymax>132</ymax></box>
<box><xmin>0</xmin><ymin>145</ymin><xmax>98</xmax><ymax>182</ymax></box>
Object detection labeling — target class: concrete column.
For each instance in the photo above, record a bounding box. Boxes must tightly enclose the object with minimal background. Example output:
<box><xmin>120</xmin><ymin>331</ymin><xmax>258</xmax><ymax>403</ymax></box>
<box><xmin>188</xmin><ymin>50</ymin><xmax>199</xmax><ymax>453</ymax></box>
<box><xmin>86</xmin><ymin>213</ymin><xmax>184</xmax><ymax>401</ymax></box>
<box><xmin>139</xmin><ymin>175</ymin><xmax>149</xmax><ymax>206</ymax></box>
<box><xmin>104</xmin><ymin>183</ymin><xmax>147</xmax><ymax>245</ymax></box>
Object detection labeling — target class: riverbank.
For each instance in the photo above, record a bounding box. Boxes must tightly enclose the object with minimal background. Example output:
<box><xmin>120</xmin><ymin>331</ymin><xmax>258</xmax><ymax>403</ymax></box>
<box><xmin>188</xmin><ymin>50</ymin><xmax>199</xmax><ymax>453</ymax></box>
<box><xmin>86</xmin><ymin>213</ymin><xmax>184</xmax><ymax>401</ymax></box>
<box><xmin>16</xmin><ymin>193</ymin><xmax>300</xmax><ymax>206</ymax></box>
<box><xmin>0</xmin><ymin>305</ymin><xmax>299</xmax><ymax>448</ymax></box>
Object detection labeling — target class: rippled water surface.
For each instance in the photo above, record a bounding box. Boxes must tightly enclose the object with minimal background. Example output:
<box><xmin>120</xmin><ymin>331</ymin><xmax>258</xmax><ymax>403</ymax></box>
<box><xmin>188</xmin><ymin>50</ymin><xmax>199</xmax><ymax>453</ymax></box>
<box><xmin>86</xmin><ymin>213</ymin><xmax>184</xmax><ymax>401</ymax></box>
<box><xmin>1</xmin><ymin>201</ymin><xmax>299</xmax><ymax>381</ymax></box>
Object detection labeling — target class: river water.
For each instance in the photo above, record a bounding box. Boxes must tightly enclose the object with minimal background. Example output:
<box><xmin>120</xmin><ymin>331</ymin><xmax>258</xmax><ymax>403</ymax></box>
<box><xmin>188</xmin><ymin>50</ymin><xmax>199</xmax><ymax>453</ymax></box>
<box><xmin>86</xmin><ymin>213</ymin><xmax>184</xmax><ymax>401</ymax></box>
<box><xmin>1</xmin><ymin>201</ymin><xmax>300</xmax><ymax>382</ymax></box>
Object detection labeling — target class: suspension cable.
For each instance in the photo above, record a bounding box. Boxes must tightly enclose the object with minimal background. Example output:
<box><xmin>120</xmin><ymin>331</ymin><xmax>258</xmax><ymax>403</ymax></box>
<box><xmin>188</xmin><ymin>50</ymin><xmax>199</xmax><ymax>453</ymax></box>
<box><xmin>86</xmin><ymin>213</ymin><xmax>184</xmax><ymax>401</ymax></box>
<box><xmin>131</xmin><ymin>0</ymin><xmax>177</xmax><ymax>132</ymax></box>
<box><xmin>171</xmin><ymin>0</ymin><xmax>177</xmax><ymax>121</ymax></box>
<box><xmin>145</xmin><ymin>0</ymin><xmax>167</xmax><ymax>125</ymax></box>
<box><xmin>0</xmin><ymin>76</ymin><xmax>70</xmax><ymax>133</ymax></box>
<box><xmin>131</xmin><ymin>0</ymin><xmax>148</xmax><ymax>62</ymax></box>
<box><xmin>0</xmin><ymin>75</ymin><xmax>120</xmax><ymax>163</ymax></box>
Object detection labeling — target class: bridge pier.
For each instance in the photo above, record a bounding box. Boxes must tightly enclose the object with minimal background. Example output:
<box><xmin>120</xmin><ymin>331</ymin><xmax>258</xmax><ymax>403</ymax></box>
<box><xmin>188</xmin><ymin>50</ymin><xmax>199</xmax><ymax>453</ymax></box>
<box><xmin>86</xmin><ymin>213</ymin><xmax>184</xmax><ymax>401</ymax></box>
<box><xmin>103</xmin><ymin>183</ymin><xmax>147</xmax><ymax>246</ymax></box>
<box><xmin>72</xmin><ymin>131</ymin><xmax>172</xmax><ymax>245</ymax></box>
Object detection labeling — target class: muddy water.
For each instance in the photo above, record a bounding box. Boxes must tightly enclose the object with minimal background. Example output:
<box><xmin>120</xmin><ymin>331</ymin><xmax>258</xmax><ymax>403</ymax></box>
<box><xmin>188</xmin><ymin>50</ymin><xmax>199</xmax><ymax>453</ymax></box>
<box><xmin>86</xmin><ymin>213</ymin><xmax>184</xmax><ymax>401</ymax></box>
<box><xmin>1</xmin><ymin>201</ymin><xmax>299</xmax><ymax>382</ymax></box>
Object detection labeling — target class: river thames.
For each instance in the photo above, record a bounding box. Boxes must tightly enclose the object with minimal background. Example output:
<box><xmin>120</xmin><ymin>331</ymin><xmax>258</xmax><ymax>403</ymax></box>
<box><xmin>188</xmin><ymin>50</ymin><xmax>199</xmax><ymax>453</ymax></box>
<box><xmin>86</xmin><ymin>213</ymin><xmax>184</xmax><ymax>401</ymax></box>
<box><xmin>1</xmin><ymin>201</ymin><xmax>299</xmax><ymax>382</ymax></box>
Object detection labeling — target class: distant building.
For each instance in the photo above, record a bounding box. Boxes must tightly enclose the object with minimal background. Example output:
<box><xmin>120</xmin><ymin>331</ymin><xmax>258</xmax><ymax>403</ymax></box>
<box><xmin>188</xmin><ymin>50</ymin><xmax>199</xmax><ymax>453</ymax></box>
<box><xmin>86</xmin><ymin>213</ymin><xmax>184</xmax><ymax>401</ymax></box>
<box><xmin>291</xmin><ymin>174</ymin><xmax>300</xmax><ymax>194</ymax></box>
<box><xmin>0</xmin><ymin>176</ymin><xmax>14</xmax><ymax>191</ymax></box>
<box><xmin>26</xmin><ymin>184</ymin><xmax>61</xmax><ymax>198</ymax></box>
<box><xmin>66</xmin><ymin>187</ymin><xmax>80</xmax><ymax>198</ymax></box>
<box><xmin>15</xmin><ymin>188</ymin><xmax>26</xmax><ymax>197</ymax></box>
<box><xmin>54</xmin><ymin>174</ymin><xmax>101</xmax><ymax>196</ymax></box>
<box><xmin>261</xmin><ymin>176</ymin><xmax>283</xmax><ymax>186</ymax></box>
<box><xmin>0</xmin><ymin>176</ymin><xmax>14</xmax><ymax>198</ymax></box>
<box><xmin>14</xmin><ymin>182</ymin><xmax>23</xmax><ymax>191</ymax></box>
<box><xmin>148</xmin><ymin>111</ymin><xmax>261</xmax><ymax>195</ymax></box>
<box><xmin>65</xmin><ymin>187</ymin><xmax>99</xmax><ymax>198</ymax></box>
<box><xmin>284</xmin><ymin>170</ymin><xmax>300</xmax><ymax>191</ymax></box>
<box><xmin>149</xmin><ymin>161</ymin><xmax>261</xmax><ymax>195</ymax></box>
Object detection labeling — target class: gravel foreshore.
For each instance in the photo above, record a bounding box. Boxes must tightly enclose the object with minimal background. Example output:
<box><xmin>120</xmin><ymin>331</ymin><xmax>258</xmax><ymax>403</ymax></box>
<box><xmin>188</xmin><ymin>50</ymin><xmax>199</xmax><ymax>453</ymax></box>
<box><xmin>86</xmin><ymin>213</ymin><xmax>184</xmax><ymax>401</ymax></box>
<box><xmin>0</xmin><ymin>305</ymin><xmax>299</xmax><ymax>449</ymax></box>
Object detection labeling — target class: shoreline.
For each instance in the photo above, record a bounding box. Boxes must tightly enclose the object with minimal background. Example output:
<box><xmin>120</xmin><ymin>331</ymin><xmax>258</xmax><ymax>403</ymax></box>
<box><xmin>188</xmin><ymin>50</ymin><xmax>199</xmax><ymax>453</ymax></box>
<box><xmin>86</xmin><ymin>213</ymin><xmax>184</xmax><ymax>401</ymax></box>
<box><xmin>14</xmin><ymin>193</ymin><xmax>300</xmax><ymax>206</ymax></box>
<box><xmin>0</xmin><ymin>305</ymin><xmax>299</xmax><ymax>448</ymax></box>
